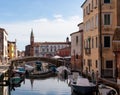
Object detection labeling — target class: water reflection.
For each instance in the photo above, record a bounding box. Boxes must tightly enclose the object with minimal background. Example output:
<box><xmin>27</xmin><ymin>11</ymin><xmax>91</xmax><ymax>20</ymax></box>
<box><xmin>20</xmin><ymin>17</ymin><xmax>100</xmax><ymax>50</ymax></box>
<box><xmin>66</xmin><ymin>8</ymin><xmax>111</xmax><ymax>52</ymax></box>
<box><xmin>11</xmin><ymin>76</ymin><xmax>95</xmax><ymax>95</ymax></box>
<box><xmin>11</xmin><ymin>77</ymin><xmax>72</xmax><ymax>95</ymax></box>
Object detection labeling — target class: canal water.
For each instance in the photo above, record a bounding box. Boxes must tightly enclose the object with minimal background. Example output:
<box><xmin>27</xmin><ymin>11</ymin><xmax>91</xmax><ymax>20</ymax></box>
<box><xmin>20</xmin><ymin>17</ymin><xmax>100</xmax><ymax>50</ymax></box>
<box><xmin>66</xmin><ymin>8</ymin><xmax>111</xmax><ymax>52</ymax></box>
<box><xmin>11</xmin><ymin>76</ymin><xmax>74</xmax><ymax>95</ymax></box>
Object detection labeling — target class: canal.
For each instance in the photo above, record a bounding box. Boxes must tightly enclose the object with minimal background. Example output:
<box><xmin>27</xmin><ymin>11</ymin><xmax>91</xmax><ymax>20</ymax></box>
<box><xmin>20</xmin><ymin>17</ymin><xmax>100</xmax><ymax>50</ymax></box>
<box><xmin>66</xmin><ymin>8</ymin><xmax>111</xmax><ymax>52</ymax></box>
<box><xmin>11</xmin><ymin>76</ymin><xmax>74</xmax><ymax>95</ymax></box>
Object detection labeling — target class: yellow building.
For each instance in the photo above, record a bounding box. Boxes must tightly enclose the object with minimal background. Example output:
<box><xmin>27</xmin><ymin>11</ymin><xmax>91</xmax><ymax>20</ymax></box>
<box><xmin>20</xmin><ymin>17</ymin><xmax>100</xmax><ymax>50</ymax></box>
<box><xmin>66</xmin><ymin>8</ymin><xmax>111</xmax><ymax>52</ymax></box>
<box><xmin>81</xmin><ymin>0</ymin><xmax>119</xmax><ymax>78</ymax></box>
<box><xmin>8</xmin><ymin>41</ymin><xmax>17</xmax><ymax>60</ymax></box>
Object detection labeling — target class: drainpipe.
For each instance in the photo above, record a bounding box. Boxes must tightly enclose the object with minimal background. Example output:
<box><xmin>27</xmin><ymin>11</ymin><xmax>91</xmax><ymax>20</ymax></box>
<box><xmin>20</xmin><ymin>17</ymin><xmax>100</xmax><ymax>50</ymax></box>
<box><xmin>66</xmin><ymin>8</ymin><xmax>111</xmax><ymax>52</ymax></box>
<box><xmin>115</xmin><ymin>52</ymin><xmax>118</xmax><ymax>82</ymax></box>
<box><xmin>98</xmin><ymin>0</ymin><xmax>103</xmax><ymax>78</ymax></box>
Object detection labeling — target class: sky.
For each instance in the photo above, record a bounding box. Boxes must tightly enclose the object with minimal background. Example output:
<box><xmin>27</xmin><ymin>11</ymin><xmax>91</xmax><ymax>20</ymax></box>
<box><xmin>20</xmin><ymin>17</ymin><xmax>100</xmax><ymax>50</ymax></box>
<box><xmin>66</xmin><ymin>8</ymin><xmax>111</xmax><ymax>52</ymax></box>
<box><xmin>0</xmin><ymin>0</ymin><xmax>84</xmax><ymax>51</ymax></box>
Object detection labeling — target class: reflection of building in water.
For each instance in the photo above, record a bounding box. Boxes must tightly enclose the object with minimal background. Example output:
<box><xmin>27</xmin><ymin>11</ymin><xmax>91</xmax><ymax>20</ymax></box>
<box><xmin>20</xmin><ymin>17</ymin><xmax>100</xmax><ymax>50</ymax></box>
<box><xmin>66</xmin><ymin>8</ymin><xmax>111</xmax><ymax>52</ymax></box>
<box><xmin>0</xmin><ymin>65</ymin><xmax>9</xmax><ymax>95</ymax></box>
<box><xmin>30</xmin><ymin>79</ymin><xmax>34</xmax><ymax>89</ymax></box>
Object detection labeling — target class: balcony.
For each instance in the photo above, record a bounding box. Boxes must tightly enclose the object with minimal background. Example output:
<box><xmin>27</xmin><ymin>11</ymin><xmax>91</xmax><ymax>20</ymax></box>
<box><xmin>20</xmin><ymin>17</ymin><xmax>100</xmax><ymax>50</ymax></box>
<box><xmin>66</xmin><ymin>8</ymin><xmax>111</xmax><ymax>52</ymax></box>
<box><xmin>85</xmin><ymin>48</ymin><xmax>91</xmax><ymax>55</ymax></box>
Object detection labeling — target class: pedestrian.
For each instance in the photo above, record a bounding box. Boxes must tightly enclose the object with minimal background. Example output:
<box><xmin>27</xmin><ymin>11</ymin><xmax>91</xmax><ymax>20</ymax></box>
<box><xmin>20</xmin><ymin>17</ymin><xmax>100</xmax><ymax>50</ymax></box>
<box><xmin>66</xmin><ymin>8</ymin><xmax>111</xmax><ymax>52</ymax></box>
<box><xmin>91</xmin><ymin>70</ymin><xmax>94</xmax><ymax>83</ymax></box>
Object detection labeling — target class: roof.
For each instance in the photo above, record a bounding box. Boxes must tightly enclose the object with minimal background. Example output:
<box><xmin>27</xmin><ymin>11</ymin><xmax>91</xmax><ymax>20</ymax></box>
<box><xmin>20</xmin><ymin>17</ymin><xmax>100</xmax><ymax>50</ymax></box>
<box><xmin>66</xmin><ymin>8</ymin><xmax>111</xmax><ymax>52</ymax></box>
<box><xmin>70</xmin><ymin>30</ymin><xmax>83</xmax><ymax>36</ymax></box>
<box><xmin>34</xmin><ymin>41</ymin><xmax>71</xmax><ymax>46</ymax></box>
<box><xmin>0</xmin><ymin>28</ymin><xmax>8</xmax><ymax>35</ymax></box>
<box><xmin>77</xmin><ymin>22</ymin><xmax>83</xmax><ymax>27</ymax></box>
<box><xmin>81</xmin><ymin>0</ymin><xmax>87</xmax><ymax>8</ymax></box>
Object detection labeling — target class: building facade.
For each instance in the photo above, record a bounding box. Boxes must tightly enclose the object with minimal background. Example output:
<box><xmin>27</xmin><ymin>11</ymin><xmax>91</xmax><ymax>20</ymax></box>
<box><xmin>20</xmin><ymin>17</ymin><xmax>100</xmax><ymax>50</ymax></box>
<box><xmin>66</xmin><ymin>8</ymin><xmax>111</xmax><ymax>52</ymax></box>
<box><xmin>0</xmin><ymin>28</ymin><xmax>8</xmax><ymax>64</ymax></box>
<box><xmin>33</xmin><ymin>42</ymin><xmax>70</xmax><ymax>57</ymax></box>
<box><xmin>56</xmin><ymin>46</ymin><xmax>71</xmax><ymax>57</ymax></box>
<box><xmin>70</xmin><ymin>23</ymin><xmax>83</xmax><ymax>70</ymax></box>
<box><xmin>113</xmin><ymin>28</ymin><xmax>120</xmax><ymax>84</ymax></box>
<box><xmin>25</xmin><ymin>30</ymin><xmax>71</xmax><ymax>57</ymax></box>
<box><xmin>81</xmin><ymin>0</ymin><xmax>118</xmax><ymax>78</ymax></box>
<box><xmin>8</xmin><ymin>41</ymin><xmax>17</xmax><ymax>60</ymax></box>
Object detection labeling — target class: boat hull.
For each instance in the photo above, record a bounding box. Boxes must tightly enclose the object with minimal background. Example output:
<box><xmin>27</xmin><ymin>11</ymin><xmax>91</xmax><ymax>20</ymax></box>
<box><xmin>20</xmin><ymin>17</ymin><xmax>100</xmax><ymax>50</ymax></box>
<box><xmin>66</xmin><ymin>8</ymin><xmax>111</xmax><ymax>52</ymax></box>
<box><xmin>71</xmin><ymin>84</ymin><xmax>97</xmax><ymax>94</ymax></box>
<box><xmin>28</xmin><ymin>70</ymin><xmax>57</xmax><ymax>79</ymax></box>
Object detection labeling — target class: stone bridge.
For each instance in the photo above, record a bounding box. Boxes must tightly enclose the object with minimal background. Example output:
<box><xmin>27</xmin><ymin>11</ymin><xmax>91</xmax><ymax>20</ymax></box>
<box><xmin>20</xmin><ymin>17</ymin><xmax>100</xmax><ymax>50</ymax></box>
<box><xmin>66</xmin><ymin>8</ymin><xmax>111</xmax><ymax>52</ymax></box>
<box><xmin>10</xmin><ymin>56</ymin><xmax>64</xmax><ymax>67</ymax></box>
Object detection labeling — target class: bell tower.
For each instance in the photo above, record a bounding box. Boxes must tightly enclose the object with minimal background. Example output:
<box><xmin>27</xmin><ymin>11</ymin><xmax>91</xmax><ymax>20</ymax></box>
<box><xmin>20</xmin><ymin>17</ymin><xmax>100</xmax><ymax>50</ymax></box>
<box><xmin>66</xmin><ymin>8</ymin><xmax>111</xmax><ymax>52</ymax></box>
<box><xmin>30</xmin><ymin>29</ymin><xmax>34</xmax><ymax>56</ymax></box>
<box><xmin>30</xmin><ymin>29</ymin><xmax>34</xmax><ymax>45</ymax></box>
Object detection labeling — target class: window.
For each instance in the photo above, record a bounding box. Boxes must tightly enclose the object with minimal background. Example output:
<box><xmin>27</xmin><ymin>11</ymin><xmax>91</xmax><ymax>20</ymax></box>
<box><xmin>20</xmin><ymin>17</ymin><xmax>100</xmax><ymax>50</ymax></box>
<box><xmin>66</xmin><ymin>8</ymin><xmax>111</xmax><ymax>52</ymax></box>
<box><xmin>106</xmin><ymin>60</ymin><xmax>113</xmax><ymax>68</ymax></box>
<box><xmin>76</xmin><ymin>54</ymin><xmax>78</xmax><ymax>59</ymax></box>
<box><xmin>92</xmin><ymin>17</ymin><xmax>94</xmax><ymax>29</ymax></box>
<box><xmin>92</xmin><ymin>38</ymin><xmax>94</xmax><ymax>48</ymax></box>
<box><xmin>86</xmin><ymin>7</ymin><xmax>88</xmax><ymax>15</ymax></box>
<box><xmin>104</xmin><ymin>0</ymin><xmax>110</xmax><ymax>3</ymax></box>
<box><xmin>104</xmin><ymin>14</ymin><xmax>111</xmax><ymax>25</ymax></box>
<box><xmin>87</xmin><ymin>59</ymin><xmax>92</xmax><ymax>72</ymax></box>
<box><xmin>84</xmin><ymin>59</ymin><xmax>85</xmax><ymax>65</ymax></box>
<box><xmin>94</xmin><ymin>0</ymin><xmax>98</xmax><ymax>8</ymax></box>
<box><xmin>89</xmin><ymin>4</ymin><xmax>90</xmax><ymax>13</ymax></box>
<box><xmin>95</xmin><ymin>14</ymin><xmax>98</xmax><ymax>27</ymax></box>
<box><xmin>76</xmin><ymin>36</ymin><xmax>78</xmax><ymax>45</ymax></box>
<box><xmin>104</xmin><ymin>36</ymin><xmax>110</xmax><ymax>47</ymax></box>
<box><xmin>92</xmin><ymin>0</ymin><xmax>94</xmax><ymax>9</ymax></box>
<box><xmin>96</xmin><ymin>0</ymin><xmax>98</xmax><ymax>6</ymax></box>
<box><xmin>96</xmin><ymin>37</ymin><xmax>98</xmax><ymax>48</ymax></box>
<box><xmin>84</xmin><ymin>9</ymin><xmax>85</xmax><ymax>17</ymax></box>
<box><xmin>96</xmin><ymin>60</ymin><xmax>98</xmax><ymax>68</ymax></box>
<box><xmin>88</xmin><ymin>38</ymin><xmax>91</xmax><ymax>48</ymax></box>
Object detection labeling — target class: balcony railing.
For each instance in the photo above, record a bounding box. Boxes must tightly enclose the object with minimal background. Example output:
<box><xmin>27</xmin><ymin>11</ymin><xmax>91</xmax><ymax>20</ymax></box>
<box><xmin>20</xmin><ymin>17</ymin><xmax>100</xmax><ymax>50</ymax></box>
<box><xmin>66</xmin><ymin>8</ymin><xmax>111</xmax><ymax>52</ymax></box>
<box><xmin>85</xmin><ymin>48</ymin><xmax>91</xmax><ymax>55</ymax></box>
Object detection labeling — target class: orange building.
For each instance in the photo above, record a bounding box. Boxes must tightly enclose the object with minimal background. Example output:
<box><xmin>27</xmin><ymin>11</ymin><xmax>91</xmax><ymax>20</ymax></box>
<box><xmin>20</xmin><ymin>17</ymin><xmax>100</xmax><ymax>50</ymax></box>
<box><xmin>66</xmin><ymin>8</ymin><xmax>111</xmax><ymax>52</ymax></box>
<box><xmin>81</xmin><ymin>0</ymin><xmax>120</xmax><ymax>78</ymax></box>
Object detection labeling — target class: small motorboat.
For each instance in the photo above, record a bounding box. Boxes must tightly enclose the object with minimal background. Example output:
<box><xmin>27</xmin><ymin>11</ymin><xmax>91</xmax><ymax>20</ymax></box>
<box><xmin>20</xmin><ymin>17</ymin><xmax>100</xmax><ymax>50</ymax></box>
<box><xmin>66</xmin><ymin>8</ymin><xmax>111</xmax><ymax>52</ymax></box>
<box><xmin>98</xmin><ymin>84</ymin><xmax>118</xmax><ymax>95</ymax></box>
<box><xmin>25</xmin><ymin>64</ymin><xmax>34</xmax><ymax>72</ymax></box>
<box><xmin>10</xmin><ymin>76</ymin><xmax>22</xmax><ymax>85</ymax></box>
<box><xmin>56</xmin><ymin>66</ymin><xmax>70</xmax><ymax>74</ymax></box>
<box><xmin>69</xmin><ymin>75</ymin><xmax>97</xmax><ymax>94</ymax></box>
<box><xmin>13</xmin><ymin>67</ymin><xmax>26</xmax><ymax>75</ymax></box>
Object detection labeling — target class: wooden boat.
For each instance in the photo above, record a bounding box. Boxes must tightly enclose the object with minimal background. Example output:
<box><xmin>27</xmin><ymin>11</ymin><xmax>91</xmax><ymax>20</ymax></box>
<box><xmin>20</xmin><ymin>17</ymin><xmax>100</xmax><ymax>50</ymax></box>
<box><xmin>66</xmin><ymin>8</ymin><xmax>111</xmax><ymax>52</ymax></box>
<box><xmin>69</xmin><ymin>76</ymin><xmax>97</xmax><ymax>94</ymax></box>
<box><xmin>98</xmin><ymin>84</ymin><xmax>118</xmax><ymax>95</ymax></box>
<box><xmin>28</xmin><ymin>70</ymin><xmax>56</xmax><ymax>79</ymax></box>
<box><xmin>25</xmin><ymin>64</ymin><xmax>34</xmax><ymax>72</ymax></box>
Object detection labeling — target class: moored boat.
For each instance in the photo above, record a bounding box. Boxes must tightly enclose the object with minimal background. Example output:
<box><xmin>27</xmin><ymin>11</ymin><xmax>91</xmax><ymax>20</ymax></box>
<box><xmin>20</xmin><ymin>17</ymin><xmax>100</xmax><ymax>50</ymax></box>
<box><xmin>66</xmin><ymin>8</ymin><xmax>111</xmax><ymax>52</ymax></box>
<box><xmin>98</xmin><ymin>84</ymin><xmax>118</xmax><ymax>95</ymax></box>
<box><xmin>28</xmin><ymin>70</ymin><xmax>56</xmax><ymax>79</ymax></box>
<box><xmin>69</xmin><ymin>75</ymin><xmax>97</xmax><ymax>94</ymax></box>
<box><xmin>13</xmin><ymin>67</ymin><xmax>26</xmax><ymax>75</ymax></box>
<box><xmin>25</xmin><ymin>64</ymin><xmax>34</xmax><ymax>72</ymax></box>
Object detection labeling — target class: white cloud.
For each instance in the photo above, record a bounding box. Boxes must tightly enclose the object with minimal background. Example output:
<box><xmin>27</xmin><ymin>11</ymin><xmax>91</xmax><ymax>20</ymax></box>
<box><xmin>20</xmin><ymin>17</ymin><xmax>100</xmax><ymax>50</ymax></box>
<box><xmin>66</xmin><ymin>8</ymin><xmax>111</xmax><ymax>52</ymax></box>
<box><xmin>33</xmin><ymin>18</ymin><xmax>48</xmax><ymax>23</ymax></box>
<box><xmin>53</xmin><ymin>14</ymin><xmax>63</xmax><ymax>19</ymax></box>
<box><xmin>0</xmin><ymin>15</ymin><xmax>83</xmax><ymax>50</ymax></box>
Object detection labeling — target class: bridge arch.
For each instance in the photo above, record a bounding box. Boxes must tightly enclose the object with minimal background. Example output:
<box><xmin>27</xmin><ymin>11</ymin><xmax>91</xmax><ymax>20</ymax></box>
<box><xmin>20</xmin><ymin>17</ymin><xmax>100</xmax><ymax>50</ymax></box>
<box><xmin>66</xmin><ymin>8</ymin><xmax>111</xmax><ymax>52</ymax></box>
<box><xmin>10</xmin><ymin>56</ymin><xmax>63</xmax><ymax>67</ymax></box>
